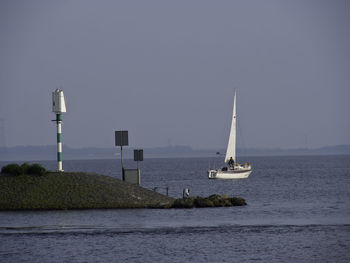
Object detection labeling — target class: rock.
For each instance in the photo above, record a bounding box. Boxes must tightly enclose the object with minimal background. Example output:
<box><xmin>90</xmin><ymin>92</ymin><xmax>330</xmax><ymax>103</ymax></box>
<box><xmin>172</xmin><ymin>198</ymin><xmax>195</xmax><ymax>208</ymax></box>
<box><xmin>170</xmin><ymin>195</ymin><xmax>246</xmax><ymax>208</ymax></box>
<box><xmin>229</xmin><ymin>197</ymin><xmax>247</xmax><ymax>206</ymax></box>
<box><xmin>193</xmin><ymin>197</ymin><xmax>214</xmax><ymax>208</ymax></box>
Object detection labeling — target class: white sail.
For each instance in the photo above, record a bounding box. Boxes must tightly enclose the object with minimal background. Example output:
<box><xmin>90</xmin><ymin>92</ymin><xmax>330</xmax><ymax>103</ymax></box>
<box><xmin>224</xmin><ymin>91</ymin><xmax>236</xmax><ymax>163</ymax></box>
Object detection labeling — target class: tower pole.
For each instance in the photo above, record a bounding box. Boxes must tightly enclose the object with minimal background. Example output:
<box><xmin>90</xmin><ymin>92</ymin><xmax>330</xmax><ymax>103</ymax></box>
<box><xmin>57</xmin><ymin>113</ymin><xmax>63</xmax><ymax>171</ymax></box>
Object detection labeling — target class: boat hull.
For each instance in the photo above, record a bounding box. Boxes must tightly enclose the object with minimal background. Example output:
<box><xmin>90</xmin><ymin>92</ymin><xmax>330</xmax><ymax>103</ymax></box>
<box><xmin>208</xmin><ymin>167</ymin><xmax>251</xmax><ymax>179</ymax></box>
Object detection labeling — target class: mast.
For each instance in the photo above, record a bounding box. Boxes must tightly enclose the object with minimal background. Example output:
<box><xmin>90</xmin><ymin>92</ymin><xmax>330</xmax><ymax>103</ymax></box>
<box><xmin>224</xmin><ymin>90</ymin><xmax>236</xmax><ymax>163</ymax></box>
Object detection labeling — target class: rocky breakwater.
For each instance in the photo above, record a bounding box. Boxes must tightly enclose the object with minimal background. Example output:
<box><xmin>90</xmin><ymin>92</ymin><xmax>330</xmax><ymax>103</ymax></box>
<box><xmin>170</xmin><ymin>194</ymin><xmax>246</xmax><ymax>209</ymax></box>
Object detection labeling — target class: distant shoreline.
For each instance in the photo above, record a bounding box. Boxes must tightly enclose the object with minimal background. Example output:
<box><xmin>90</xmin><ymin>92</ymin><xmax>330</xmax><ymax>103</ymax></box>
<box><xmin>0</xmin><ymin>144</ymin><xmax>349</xmax><ymax>161</ymax></box>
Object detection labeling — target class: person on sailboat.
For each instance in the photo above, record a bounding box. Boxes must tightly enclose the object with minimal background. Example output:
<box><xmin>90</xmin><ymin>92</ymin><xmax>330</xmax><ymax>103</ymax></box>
<box><xmin>228</xmin><ymin>157</ymin><xmax>234</xmax><ymax>168</ymax></box>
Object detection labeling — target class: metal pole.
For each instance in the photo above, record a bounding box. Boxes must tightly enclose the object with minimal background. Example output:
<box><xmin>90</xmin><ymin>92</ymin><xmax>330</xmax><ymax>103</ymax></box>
<box><xmin>56</xmin><ymin>113</ymin><xmax>63</xmax><ymax>171</ymax></box>
<box><xmin>120</xmin><ymin>145</ymin><xmax>124</xmax><ymax>180</ymax></box>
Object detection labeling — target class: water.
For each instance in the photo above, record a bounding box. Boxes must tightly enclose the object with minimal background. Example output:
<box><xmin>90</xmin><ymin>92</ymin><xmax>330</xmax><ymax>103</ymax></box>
<box><xmin>0</xmin><ymin>155</ymin><xmax>350</xmax><ymax>262</ymax></box>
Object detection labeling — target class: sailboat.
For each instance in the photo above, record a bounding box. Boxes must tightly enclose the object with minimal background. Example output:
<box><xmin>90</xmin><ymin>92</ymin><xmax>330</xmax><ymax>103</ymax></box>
<box><xmin>208</xmin><ymin>91</ymin><xmax>252</xmax><ymax>179</ymax></box>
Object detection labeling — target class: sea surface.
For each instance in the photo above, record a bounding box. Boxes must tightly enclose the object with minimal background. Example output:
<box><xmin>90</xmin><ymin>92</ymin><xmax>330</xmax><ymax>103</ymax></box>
<box><xmin>0</xmin><ymin>155</ymin><xmax>349</xmax><ymax>262</ymax></box>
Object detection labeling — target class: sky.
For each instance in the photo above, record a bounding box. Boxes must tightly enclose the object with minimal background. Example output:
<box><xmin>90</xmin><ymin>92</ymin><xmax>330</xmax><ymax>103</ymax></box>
<box><xmin>0</xmin><ymin>0</ymin><xmax>349</xmax><ymax>150</ymax></box>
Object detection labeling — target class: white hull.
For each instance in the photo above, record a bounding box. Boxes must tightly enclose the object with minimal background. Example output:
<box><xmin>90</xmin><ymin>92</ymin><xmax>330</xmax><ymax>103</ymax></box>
<box><xmin>208</xmin><ymin>166</ymin><xmax>251</xmax><ymax>179</ymax></box>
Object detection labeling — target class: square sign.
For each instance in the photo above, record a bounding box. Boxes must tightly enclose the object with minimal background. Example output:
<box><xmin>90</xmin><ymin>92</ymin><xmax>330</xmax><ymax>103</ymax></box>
<box><xmin>134</xmin><ymin>149</ymin><xmax>143</xmax><ymax>161</ymax></box>
<box><xmin>124</xmin><ymin>169</ymin><xmax>140</xmax><ymax>185</ymax></box>
<box><xmin>115</xmin><ymin>130</ymin><xmax>128</xmax><ymax>146</ymax></box>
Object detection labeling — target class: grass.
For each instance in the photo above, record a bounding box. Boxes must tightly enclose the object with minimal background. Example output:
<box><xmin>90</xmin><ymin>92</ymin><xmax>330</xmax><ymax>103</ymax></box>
<box><xmin>0</xmin><ymin>172</ymin><xmax>174</xmax><ymax>210</ymax></box>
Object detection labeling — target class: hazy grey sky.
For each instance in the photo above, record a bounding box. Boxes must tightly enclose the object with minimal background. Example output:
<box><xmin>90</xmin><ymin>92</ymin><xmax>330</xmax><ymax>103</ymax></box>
<box><xmin>0</xmin><ymin>0</ymin><xmax>349</xmax><ymax>149</ymax></box>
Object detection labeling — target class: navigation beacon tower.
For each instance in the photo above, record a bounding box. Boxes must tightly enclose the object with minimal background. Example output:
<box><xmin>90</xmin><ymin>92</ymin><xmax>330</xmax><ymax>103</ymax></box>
<box><xmin>52</xmin><ymin>89</ymin><xmax>67</xmax><ymax>172</ymax></box>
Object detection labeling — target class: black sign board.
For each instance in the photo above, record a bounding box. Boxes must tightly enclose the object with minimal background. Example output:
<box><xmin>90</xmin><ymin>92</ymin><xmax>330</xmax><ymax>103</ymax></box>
<box><xmin>115</xmin><ymin>130</ymin><xmax>128</xmax><ymax>146</ymax></box>
<box><xmin>134</xmin><ymin>149</ymin><xmax>143</xmax><ymax>161</ymax></box>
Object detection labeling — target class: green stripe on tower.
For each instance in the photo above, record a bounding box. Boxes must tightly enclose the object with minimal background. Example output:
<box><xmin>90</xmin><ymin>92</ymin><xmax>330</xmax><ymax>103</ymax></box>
<box><xmin>57</xmin><ymin>133</ymin><xmax>62</xmax><ymax>142</ymax></box>
<box><xmin>57</xmin><ymin>152</ymin><xmax>62</xmax><ymax>162</ymax></box>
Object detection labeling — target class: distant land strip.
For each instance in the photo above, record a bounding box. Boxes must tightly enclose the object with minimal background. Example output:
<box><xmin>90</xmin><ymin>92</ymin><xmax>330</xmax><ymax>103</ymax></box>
<box><xmin>0</xmin><ymin>144</ymin><xmax>349</xmax><ymax>161</ymax></box>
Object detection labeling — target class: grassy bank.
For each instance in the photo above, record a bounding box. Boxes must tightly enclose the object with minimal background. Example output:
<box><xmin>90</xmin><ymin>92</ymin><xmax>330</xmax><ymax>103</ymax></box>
<box><xmin>0</xmin><ymin>172</ymin><xmax>174</xmax><ymax>210</ymax></box>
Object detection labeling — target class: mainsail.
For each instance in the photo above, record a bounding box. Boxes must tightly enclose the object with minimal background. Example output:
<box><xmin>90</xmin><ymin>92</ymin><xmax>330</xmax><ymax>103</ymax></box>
<box><xmin>224</xmin><ymin>91</ymin><xmax>236</xmax><ymax>163</ymax></box>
